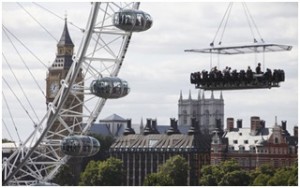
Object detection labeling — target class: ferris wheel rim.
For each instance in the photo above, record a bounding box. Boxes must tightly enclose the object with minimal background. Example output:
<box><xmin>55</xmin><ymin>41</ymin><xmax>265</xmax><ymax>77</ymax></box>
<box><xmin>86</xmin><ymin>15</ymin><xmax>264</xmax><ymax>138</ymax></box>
<box><xmin>3</xmin><ymin>2</ymin><xmax>140</xmax><ymax>185</ymax></box>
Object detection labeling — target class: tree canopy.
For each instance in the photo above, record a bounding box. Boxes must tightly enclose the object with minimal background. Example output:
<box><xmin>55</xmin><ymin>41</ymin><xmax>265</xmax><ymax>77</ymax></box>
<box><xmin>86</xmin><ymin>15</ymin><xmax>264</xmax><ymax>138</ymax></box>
<box><xmin>2</xmin><ymin>138</ymin><xmax>14</xmax><ymax>143</ymax></box>
<box><xmin>79</xmin><ymin>157</ymin><xmax>123</xmax><ymax>186</ymax></box>
<box><xmin>200</xmin><ymin>160</ymin><xmax>250</xmax><ymax>186</ymax></box>
<box><xmin>52</xmin><ymin>164</ymin><xmax>77</xmax><ymax>186</ymax></box>
<box><xmin>200</xmin><ymin>161</ymin><xmax>298</xmax><ymax>186</ymax></box>
<box><xmin>143</xmin><ymin>155</ymin><xmax>189</xmax><ymax>186</ymax></box>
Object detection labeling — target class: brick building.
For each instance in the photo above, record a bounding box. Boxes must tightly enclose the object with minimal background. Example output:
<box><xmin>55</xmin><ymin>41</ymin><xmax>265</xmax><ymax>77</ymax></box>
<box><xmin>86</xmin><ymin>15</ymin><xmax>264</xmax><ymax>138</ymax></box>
<box><xmin>211</xmin><ymin>116</ymin><xmax>298</xmax><ymax>169</ymax></box>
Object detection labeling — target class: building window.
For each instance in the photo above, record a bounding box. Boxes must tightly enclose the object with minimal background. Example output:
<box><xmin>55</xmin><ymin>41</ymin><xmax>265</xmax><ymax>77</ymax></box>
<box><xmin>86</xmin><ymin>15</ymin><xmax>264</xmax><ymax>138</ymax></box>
<box><xmin>275</xmin><ymin>137</ymin><xmax>279</xmax><ymax>144</ymax></box>
<box><xmin>183</xmin><ymin>117</ymin><xmax>187</xmax><ymax>124</ymax></box>
<box><xmin>239</xmin><ymin>146</ymin><xmax>245</xmax><ymax>152</ymax></box>
<box><xmin>239</xmin><ymin>132</ymin><xmax>242</xmax><ymax>136</ymax></box>
<box><xmin>233</xmin><ymin>140</ymin><xmax>238</xmax><ymax>144</ymax></box>
<box><xmin>244</xmin><ymin>140</ymin><xmax>248</xmax><ymax>144</ymax></box>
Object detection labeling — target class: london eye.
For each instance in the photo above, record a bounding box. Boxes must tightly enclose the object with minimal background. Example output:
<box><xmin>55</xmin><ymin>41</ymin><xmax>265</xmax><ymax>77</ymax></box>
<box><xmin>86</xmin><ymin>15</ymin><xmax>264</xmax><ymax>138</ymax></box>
<box><xmin>2</xmin><ymin>2</ymin><xmax>152</xmax><ymax>185</ymax></box>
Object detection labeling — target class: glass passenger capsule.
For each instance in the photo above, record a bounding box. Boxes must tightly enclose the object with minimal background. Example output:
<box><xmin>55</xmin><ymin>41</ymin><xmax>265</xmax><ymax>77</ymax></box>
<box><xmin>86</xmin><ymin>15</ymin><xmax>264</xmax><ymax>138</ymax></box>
<box><xmin>60</xmin><ymin>135</ymin><xmax>100</xmax><ymax>157</ymax></box>
<box><xmin>113</xmin><ymin>9</ymin><xmax>153</xmax><ymax>32</ymax></box>
<box><xmin>90</xmin><ymin>77</ymin><xmax>130</xmax><ymax>99</ymax></box>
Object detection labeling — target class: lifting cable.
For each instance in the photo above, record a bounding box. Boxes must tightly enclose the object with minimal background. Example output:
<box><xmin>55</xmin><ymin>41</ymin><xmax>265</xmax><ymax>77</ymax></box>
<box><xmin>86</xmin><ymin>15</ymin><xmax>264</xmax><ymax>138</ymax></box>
<box><xmin>242</xmin><ymin>3</ymin><xmax>257</xmax><ymax>43</ymax></box>
<box><xmin>3</xmin><ymin>28</ymin><xmax>46</xmax><ymax>98</ymax></box>
<box><xmin>2</xmin><ymin>92</ymin><xmax>22</xmax><ymax>144</ymax></box>
<box><xmin>242</xmin><ymin>2</ymin><xmax>265</xmax><ymax>70</ymax></box>
<box><xmin>17</xmin><ymin>2</ymin><xmax>58</xmax><ymax>42</ymax></box>
<box><xmin>218</xmin><ymin>3</ymin><xmax>233</xmax><ymax>45</ymax></box>
<box><xmin>2</xmin><ymin>25</ymin><xmax>48</xmax><ymax>69</ymax></box>
<box><xmin>2</xmin><ymin>78</ymin><xmax>37</xmax><ymax>133</ymax></box>
<box><xmin>2</xmin><ymin>53</ymin><xmax>40</xmax><ymax>123</ymax></box>
<box><xmin>211</xmin><ymin>2</ymin><xmax>233</xmax><ymax>47</ymax></box>
<box><xmin>243</xmin><ymin>3</ymin><xmax>264</xmax><ymax>43</ymax></box>
<box><xmin>33</xmin><ymin>2</ymin><xmax>84</xmax><ymax>32</ymax></box>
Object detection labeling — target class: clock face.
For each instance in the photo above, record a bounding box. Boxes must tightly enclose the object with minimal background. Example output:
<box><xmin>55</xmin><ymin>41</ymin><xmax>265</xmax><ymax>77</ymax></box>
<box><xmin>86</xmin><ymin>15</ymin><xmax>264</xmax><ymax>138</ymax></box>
<box><xmin>50</xmin><ymin>82</ymin><xmax>59</xmax><ymax>97</ymax></box>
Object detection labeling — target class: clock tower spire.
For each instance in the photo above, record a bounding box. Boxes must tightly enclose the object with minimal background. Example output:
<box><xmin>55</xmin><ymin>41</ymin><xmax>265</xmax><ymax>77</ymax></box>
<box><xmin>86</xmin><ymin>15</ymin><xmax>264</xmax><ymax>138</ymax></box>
<box><xmin>52</xmin><ymin>17</ymin><xmax>74</xmax><ymax>70</ymax></box>
<box><xmin>46</xmin><ymin>18</ymin><xmax>76</xmax><ymax>103</ymax></box>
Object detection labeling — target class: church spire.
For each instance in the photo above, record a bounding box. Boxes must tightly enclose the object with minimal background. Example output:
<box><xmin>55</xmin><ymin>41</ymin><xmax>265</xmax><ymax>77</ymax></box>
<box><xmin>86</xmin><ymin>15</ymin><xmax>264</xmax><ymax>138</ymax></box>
<box><xmin>57</xmin><ymin>17</ymin><xmax>74</xmax><ymax>47</ymax></box>
<box><xmin>179</xmin><ymin>90</ymin><xmax>183</xmax><ymax>101</ymax></box>
<box><xmin>188</xmin><ymin>90</ymin><xmax>192</xmax><ymax>100</ymax></box>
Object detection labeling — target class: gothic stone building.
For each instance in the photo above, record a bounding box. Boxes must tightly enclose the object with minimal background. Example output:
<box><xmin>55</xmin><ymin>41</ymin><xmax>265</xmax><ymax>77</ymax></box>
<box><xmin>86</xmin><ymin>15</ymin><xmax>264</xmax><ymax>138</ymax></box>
<box><xmin>211</xmin><ymin>116</ymin><xmax>298</xmax><ymax>169</ymax></box>
<box><xmin>110</xmin><ymin>118</ymin><xmax>211</xmax><ymax>186</ymax></box>
<box><xmin>178</xmin><ymin>90</ymin><xmax>224</xmax><ymax>134</ymax></box>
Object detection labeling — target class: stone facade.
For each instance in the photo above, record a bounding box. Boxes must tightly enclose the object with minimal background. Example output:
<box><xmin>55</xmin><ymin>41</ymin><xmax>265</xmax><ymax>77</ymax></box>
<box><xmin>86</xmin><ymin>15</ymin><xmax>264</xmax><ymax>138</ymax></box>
<box><xmin>178</xmin><ymin>90</ymin><xmax>224</xmax><ymax>133</ymax></box>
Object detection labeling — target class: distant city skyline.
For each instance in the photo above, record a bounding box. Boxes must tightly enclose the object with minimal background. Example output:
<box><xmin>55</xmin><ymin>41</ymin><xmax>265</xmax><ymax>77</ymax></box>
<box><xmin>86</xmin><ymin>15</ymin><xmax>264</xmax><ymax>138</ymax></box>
<box><xmin>2</xmin><ymin>2</ymin><xmax>298</xmax><ymax>142</ymax></box>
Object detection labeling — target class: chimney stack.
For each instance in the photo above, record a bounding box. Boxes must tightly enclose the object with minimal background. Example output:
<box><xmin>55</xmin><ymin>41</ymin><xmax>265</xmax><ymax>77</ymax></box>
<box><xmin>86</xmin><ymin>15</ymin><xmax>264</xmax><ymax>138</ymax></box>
<box><xmin>167</xmin><ymin>118</ymin><xmax>180</xmax><ymax>135</ymax></box>
<box><xmin>294</xmin><ymin>126</ymin><xmax>298</xmax><ymax>137</ymax></box>
<box><xmin>127</xmin><ymin>119</ymin><xmax>132</xmax><ymax>129</ymax></box>
<box><xmin>237</xmin><ymin>119</ymin><xmax>242</xmax><ymax>128</ymax></box>
<box><xmin>143</xmin><ymin>118</ymin><xmax>152</xmax><ymax>135</ymax></box>
<box><xmin>151</xmin><ymin>119</ymin><xmax>159</xmax><ymax>134</ymax></box>
<box><xmin>227</xmin><ymin>118</ymin><xmax>234</xmax><ymax>131</ymax></box>
<box><xmin>123</xmin><ymin>119</ymin><xmax>135</xmax><ymax>135</ymax></box>
<box><xmin>260</xmin><ymin>120</ymin><xmax>265</xmax><ymax>129</ymax></box>
<box><xmin>251</xmin><ymin>116</ymin><xmax>260</xmax><ymax>135</ymax></box>
<box><xmin>281</xmin><ymin>121</ymin><xmax>287</xmax><ymax>130</ymax></box>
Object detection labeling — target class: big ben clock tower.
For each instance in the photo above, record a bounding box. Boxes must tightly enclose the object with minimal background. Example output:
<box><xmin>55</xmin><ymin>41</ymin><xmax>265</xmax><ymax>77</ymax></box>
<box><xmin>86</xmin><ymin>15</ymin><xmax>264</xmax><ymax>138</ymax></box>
<box><xmin>46</xmin><ymin>18</ymin><xmax>83</xmax><ymax>138</ymax></box>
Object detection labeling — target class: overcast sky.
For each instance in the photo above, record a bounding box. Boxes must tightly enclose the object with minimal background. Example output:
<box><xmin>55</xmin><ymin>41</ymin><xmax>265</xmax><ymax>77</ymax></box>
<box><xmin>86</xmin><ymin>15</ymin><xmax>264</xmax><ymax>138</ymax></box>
<box><xmin>2</xmin><ymin>2</ymin><xmax>298</xmax><ymax>142</ymax></box>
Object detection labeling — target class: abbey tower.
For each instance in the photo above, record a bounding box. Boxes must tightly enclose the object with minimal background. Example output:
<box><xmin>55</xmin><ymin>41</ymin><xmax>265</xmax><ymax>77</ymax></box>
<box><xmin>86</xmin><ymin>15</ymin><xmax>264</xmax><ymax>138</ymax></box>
<box><xmin>178</xmin><ymin>90</ymin><xmax>224</xmax><ymax>133</ymax></box>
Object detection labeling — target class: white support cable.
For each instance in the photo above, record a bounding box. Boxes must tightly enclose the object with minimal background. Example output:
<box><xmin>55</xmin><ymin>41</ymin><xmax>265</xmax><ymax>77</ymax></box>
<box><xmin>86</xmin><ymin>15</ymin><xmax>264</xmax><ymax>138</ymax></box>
<box><xmin>2</xmin><ymin>25</ymin><xmax>48</xmax><ymax>69</ymax></box>
<box><xmin>244</xmin><ymin>3</ymin><xmax>264</xmax><ymax>42</ymax></box>
<box><xmin>33</xmin><ymin>2</ymin><xmax>84</xmax><ymax>32</ymax></box>
<box><xmin>100</xmin><ymin>36</ymin><xmax>121</xmax><ymax>58</ymax></box>
<box><xmin>242</xmin><ymin>3</ymin><xmax>256</xmax><ymax>43</ymax></box>
<box><xmin>91</xmin><ymin>3</ymin><xmax>109</xmax><ymax>58</ymax></box>
<box><xmin>2</xmin><ymin>29</ymin><xmax>46</xmax><ymax>99</ymax></box>
<box><xmin>56</xmin><ymin>117</ymin><xmax>73</xmax><ymax>134</ymax></box>
<box><xmin>3</xmin><ymin>53</ymin><xmax>41</xmax><ymax>122</ymax></box>
<box><xmin>86</xmin><ymin>34</ymin><xmax>122</xmax><ymax>58</ymax></box>
<box><xmin>17</xmin><ymin>2</ymin><xmax>58</xmax><ymax>42</ymax></box>
<box><xmin>211</xmin><ymin>2</ymin><xmax>233</xmax><ymax>46</ymax></box>
<box><xmin>218</xmin><ymin>2</ymin><xmax>233</xmax><ymax>45</ymax></box>
<box><xmin>2</xmin><ymin>78</ymin><xmax>36</xmax><ymax>125</ymax></box>
<box><xmin>93</xmin><ymin>29</ymin><xmax>128</xmax><ymax>35</ymax></box>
